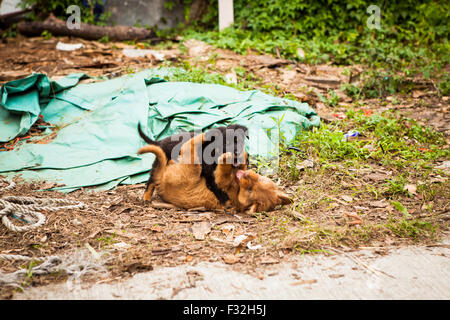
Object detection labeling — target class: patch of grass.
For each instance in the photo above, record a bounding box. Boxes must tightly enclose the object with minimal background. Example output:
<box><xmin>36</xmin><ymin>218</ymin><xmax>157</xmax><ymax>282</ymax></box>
<box><xmin>384</xmin><ymin>175</ymin><xmax>408</xmax><ymax>197</ymax></box>
<box><xmin>21</xmin><ymin>259</ymin><xmax>40</xmax><ymax>286</ymax></box>
<box><xmin>318</xmin><ymin>90</ymin><xmax>339</xmax><ymax>107</ymax></box>
<box><xmin>385</xmin><ymin>216</ymin><xmax>436</xmax><ymax>241</ymax></box>
<box><xmin>289</xmin><ymin>125</ymin><xmax>370</xmax><ymax>163</ymax></box>
<box><xmin>417</xmin><ymin>181</ymin><xmax>449</xmax><ymax>202</ymax></box>
<box><xmin>96</xmin><ymin>233</ymin><xmax>117</xmax><ymax>247</ymax></box>
<box><xmin>158</xmin><ymin>62</ymin><xmax>264</xmax><ymax>92</ymax></box>
<box><xmin>287</xmin><ymin>216</ymin><xmax>438</xmax><ymax>250</ymax></box>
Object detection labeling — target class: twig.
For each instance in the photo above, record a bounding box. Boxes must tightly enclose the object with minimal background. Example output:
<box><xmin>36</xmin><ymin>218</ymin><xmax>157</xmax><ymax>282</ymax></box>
<box><xmin>327</xmin><ymin>247</ymin><xmax>395</xmax><ymax>279</ymax></box>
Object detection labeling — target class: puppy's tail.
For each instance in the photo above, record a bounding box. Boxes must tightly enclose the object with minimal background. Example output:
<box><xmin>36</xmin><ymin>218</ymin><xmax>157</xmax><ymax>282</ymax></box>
<box><xmin>137</xmin><ymin>123</ymin><xmax>157</xmax><ymax>145</ymax></box>
<box><xmin>138</xmin><ymin>144</ymin><xmax>167</xmax><ymax>183</ymax></box>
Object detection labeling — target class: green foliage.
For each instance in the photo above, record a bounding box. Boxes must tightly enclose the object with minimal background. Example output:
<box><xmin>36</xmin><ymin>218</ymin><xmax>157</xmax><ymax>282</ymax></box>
<box><xmin>184</xmin><ymin>0</ymin><xmax>449</xmax><ymax>97</ymax></box>
<box><xmin>19</xmin><ymin>0</ymin><xmax>111</xmax><ymax>25</ymax></box>
<box><xmin>201</xmin><ymin>0</ymin><xmax>448</xmax><ymax>43</ymax></box>
<box><xmin>318</xmin><ymin>90</ymin><xmax>339</xmax><ymax>107</ymax></box>
<box><xmin>98</xmin><ymin>35</ymin><xmax>110</xmax><ymax>43</ymax></box>
<box><xmin>164</xmin><ymin>1</ymin><xmax>175</xmax><ymax>11</ymax></box>
<box><xmin>390</xmin><ymin>200</ymin><xmax>409</xmax><ymax>215</ymax></box>
<box><xmin>1</xmin><ymin>24</ymin><xmax>18</xmax><ymax>39</ymax></box>
<box><xmin>41</xmin><ymin>30</ymin><xmax>52</xmax><ymax>40</ymax></box>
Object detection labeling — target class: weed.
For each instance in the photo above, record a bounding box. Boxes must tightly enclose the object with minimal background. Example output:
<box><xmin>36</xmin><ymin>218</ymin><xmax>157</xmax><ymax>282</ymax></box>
<box><xmin>385</xmin><ymin>216</ymin><xmax>436</xmax><ymax>240</ymax></box>
<box><xmin>41</xmin><ymin>30</ymin><xmax>52</xmax><ymax>40</ymax></box>
<box><xmin>384</xmin><ymin>175</ymin><xmax>408</xmax><ymax>197</ymax></box>
<box><xmin>99</xmin><ymin>35</ymin><xmax>110</xmax><ymax>43</ymax></box>
<box><xmin>1</xmin><ymin>24</ymin><xmax>17</xmax><ymax>39</ymax></box>
<box><xmin>390</xmin><ymin>200</ymin><xmax>409</xmax><ymax>216</ymax></box>
<box><xmin>96</xmin><ymin>233</ymin><xmax>117</xmax><ymax>247</ymax></box>
<box><xmin>318</xmin><ymin>90</ymin><xmax>339</xmax><ymax>107</ymax></box>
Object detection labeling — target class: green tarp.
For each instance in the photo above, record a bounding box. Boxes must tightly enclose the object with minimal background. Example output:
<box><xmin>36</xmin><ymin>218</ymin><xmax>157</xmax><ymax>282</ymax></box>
<box><xmin>0</xmin><ymin>68</ymin><xmax>320</xmax><ymax>192</ymax></box>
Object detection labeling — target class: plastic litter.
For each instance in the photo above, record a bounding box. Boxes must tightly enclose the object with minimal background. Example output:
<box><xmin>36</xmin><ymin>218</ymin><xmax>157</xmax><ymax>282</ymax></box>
<box><xmin>122</xmin><ymin>49</ymin><xmax>165</xmax><ymax>61</ymax></box>
<box><xmin>56</xmin><ymin>42</ymin><xmax>85</xmax><ymax>51</ymax></box>
<box><xmin>343</xmin><ymin>130</ymin><xmax>359</xmax><ymax>141</ymax></box>
<box><xmin>122</xmin><ymin>48</ymin><xmax>152</xmax><ymax>58</ymax></box>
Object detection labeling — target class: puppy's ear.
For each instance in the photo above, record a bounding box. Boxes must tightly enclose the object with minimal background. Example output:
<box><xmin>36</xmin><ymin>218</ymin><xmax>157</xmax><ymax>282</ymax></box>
<box><xmin>277</xmin><ymin>192</ymin><xmax>291</xmax><ymax>205</ymax></box>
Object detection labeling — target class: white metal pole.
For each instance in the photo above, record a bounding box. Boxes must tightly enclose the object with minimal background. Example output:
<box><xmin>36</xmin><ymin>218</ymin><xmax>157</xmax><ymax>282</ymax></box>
<box><xmin>218</xmin><ymin>0</ymin><xmax>234</xmax><ymax>31</ymax></box>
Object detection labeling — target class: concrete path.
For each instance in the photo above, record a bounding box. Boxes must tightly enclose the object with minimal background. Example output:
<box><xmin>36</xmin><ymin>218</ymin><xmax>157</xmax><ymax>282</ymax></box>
<box><xmin>14</xmin><ymin>236</ymin><xmax>450</xmax><ymax>300</ymax></box>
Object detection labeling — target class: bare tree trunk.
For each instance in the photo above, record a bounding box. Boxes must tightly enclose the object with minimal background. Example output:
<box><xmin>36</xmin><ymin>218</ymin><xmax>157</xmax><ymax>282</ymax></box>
<box><xmin>0</xmin><ymin>8</ymin><xmax>32</xmax><ymax>28</ymax></box>
<box><xmin>17</xmin><ymin>14</ymin><xmax>157</xmax><ymax>41</ymax></box>
<box><xmin>188</xmin><ymin>0</ymin><xmax>209</xmax><ymax>24</ymax></box>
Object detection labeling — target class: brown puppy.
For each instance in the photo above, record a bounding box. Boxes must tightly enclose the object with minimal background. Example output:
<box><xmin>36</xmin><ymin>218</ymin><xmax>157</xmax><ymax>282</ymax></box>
<box><xmin>138</xmin><ymin>133</ymin><xmax>230</xmax><ymax>209</ymax></box>
<box><xmin>138</xmin><ymin>134</ymin><xmax>291</xmax><ymax>212</ymax></box>
<box><xmin>235</xmin><ymin>170</ymin><xmax>291</xmax><ymax>213</ymax></box>
<box><xmin>212</xmin><ymin>152</ymin><xmax>291</xmax><ymax>212</ymax></box>
<box><xmin>138</xmin><ymin>124</ymin><xmax>249</xmax><ymax>203</ymax></box>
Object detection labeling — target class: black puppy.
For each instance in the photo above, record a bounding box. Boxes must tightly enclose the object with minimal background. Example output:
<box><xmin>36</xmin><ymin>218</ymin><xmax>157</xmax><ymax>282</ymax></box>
<box><xmin>137</xmin><ymin>123</ymin><xmax>249</xmax><ymax>204</ymax></box>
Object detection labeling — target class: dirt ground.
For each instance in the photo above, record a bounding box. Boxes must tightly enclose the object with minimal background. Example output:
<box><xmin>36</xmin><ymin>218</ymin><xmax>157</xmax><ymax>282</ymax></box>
<box><xmin>0</xmin><ymin>35</ymin><xmax>449</xmax><ymax>299</ymax></box>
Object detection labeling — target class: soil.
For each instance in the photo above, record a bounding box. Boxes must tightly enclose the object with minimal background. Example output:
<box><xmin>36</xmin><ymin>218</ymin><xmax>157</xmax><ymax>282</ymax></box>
<box><xmin>0</xmin><ymin>35</ymin><xmax>449</xmax><ymax>299</ymax></box>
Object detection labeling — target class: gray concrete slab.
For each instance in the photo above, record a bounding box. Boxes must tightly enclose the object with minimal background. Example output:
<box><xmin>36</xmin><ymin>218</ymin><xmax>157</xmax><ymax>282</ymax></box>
<box><xmin>13</xmin><ymin>235</ymin><xmax>450</xmax><ymax>300</ymax></box>
<box><xmin>105</xmin><ymin>0</ymin><xmax>185</xmax><ymax>29</ymax></box>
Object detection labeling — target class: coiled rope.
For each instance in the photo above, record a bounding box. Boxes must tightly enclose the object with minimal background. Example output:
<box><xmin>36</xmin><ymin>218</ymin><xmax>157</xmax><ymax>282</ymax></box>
<box><xmin>0</xmin><ymin>178</ymin><xmax>85</xmax><ymax>232</ymax></box>
<box><xmin>0</xmin><ymin>178</ymin><xmax>94</xmax><ymax>289</ymax></box>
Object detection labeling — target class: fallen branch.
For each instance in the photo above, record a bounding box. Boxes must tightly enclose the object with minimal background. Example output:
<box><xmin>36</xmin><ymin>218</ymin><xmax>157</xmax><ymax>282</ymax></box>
<box><xmin>17</xmin><ymin>14</ymin><xmax>157</xmax><ymax>41</ymax></box>
<box><xmin>0</xmin><ymin>8</ymin><xmax>32</xmax><ymax>28</ymax></box>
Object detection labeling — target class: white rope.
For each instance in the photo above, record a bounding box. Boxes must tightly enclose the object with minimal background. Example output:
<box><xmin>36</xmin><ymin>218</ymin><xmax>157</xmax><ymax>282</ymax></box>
<box><xmin>0</xmin><ymin>178</ymin><xmax>85</xmax><ymax>232</ymax></box>
<box><xmin>0</xmin><ymin>254</ymin><xmax>45</xmax><ymax>261</ymax></box>
<box><xmin>0</xmin><ymin>178</ymin><xmax>15</xmax><ymax>191</ymax></box>
<box><xmin>0</xmin><ymin>250</ymin><xmax>112</xmax><ymax>288</ymax></box>
<box><xmin>0</xmin><ymin>254</ymin><xmax>62</xmax><ymax>287</ymax></box>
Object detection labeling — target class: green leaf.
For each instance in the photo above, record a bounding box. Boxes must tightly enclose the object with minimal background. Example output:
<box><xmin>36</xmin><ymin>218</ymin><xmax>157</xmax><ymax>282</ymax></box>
<box><xmin>391</xmin><ymin>200</ymin><xmax>410</xmax><ymax>216</ymax></box>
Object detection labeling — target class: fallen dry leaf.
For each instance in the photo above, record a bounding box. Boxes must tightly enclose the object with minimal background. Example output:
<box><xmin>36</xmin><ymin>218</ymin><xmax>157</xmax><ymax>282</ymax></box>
<box><xmin>341</xmin><ymin>195</ymin><xmax>353</xmax><ymax>203</ymax></box>
<box><xmin>233</xmin><ymin>234</ymin><xmax>256</xmax><ymax>247</ymax></box>
<box><xmin>364</xmin><ymin>172</ymin><xmax>389</xmax><ymax>182</ymax></box>
<box><xmin>328</xmin><ymin>274</ymin><xmax>345</xmax><ymax>279</ymax></box>
<box><xmin>113</xmin><ymin>241</ymin><xmax>130</xmax><ymax>250</ymax></box>
<box><xmin>344</xmin><ymin>212</ymin><xmax>363</xmax><ymax>225</ymax></box>
<box><xmin>296</xmin><ymin>159</ymin><xmax>314</xmax><ymax>171</ymax></box>
<box><xmin>222</xmin><ymin>254</ymin><xmax>240</xmax><ymax>264</ymax></box>
<box><xmin>260</xmin><ymin>257</ymin><xmax>279</xmax><ymax>265</ymax></box>
<box><xmin>370</xmin><ymin>199</ymin><xmax>389</xmax><ymax>208</ymax></box>
<box><xmin>191</xmin><ymin>221</ymin><xmax>211</xmax><ymax>240</ymax></box>
<box><xmin>151</xmin><ymin>225</ymin><xmax>163</xmax><ymax>233</ymax></box>
<box><xmin>404</xmin><ymin>184</ymin><xmax>417</xmax><ymax>195</ymax></box>
<box><xmin>435</xmin><ymin>161</ymin><xmax>450</xmax><ymax>173</ymax></box>
<box><xmin>291</xmin><ymin>279</ymin><xmax>318</xmax><ymax>286</ymax></box>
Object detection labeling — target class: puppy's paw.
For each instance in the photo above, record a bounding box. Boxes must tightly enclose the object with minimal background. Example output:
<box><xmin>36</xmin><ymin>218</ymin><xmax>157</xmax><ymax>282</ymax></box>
<box><xmin>218</xmin><ymin>152</ymin><xmax>233</xmax><ymax>164</ymax></box>
<box><xmin>143</xmin><ymin>190</ymin><xmax>153</xmax><ymax>201</ymax></box>
<box><xmin>151</xmin><ymin>201</ymin><xmax>177</xmax><ymax>209</ymax></box>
